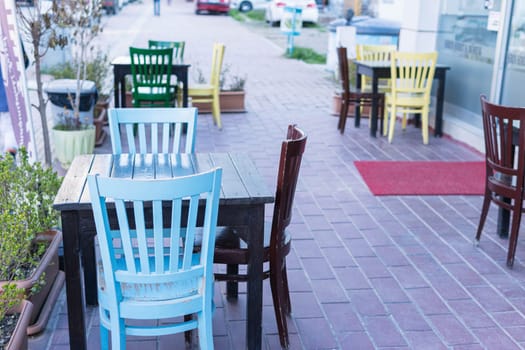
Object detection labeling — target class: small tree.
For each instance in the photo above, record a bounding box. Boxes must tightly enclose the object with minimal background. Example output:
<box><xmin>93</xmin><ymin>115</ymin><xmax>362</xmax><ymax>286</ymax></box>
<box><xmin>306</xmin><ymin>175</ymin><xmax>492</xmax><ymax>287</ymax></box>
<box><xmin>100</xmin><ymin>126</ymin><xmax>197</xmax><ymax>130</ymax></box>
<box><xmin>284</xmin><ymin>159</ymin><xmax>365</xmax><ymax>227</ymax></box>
<box><xmin>16</xmin><ymin>1</ymin><xmax>68</xmax><ymax>167</ymax></box>
<box><xmin>54</xmin><ymin>0</ymin><xmax>103</xmax><ymax>128</ymax></box>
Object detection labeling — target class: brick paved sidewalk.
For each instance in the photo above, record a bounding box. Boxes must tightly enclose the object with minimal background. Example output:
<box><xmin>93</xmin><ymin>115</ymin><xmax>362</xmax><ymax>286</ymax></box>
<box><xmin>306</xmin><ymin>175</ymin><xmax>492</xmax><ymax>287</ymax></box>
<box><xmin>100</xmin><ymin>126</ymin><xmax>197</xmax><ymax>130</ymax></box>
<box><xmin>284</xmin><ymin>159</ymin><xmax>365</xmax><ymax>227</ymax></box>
<box><xmin>28</xmin><ymin>0</ymin><xmax>525</xmax><ymax>349</ymax></box>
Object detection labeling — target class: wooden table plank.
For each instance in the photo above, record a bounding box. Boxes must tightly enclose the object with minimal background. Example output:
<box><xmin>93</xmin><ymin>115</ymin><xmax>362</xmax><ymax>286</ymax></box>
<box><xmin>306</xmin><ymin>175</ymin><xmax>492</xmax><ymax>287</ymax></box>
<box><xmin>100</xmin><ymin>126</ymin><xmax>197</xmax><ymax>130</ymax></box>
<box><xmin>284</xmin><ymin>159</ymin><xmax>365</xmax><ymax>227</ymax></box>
<box><xmin>155</xmin><ymin>153</ymin><xmax>172</xmax><ymax>179</ymax></box>
<box><xmin>54</xmin><ymin>155</ymin><xmax>94</xmax><ymax>211</ymax></box>
<box><xmin>209</xmin><ymin>153</ymin><xmax>246</xmax><ymax>200</ymax></box>
<box><xmin>111</xmin><ymin>154</ymin><xmax>134</xmax><ymax>179</ymax></box>
<box><xmin>133</xmin><ymin>154</ymin><xmax>155</xmax><ymax>179</ymax></box>
<box><xmin>229</xmin><ymin>153</ymin><xmax>274</xmax><ymax>201</ymax></box>
<box><xmin>171</xmin><ymin>153</ymin><xmax>196</xmax><ymax>177</ymax></box>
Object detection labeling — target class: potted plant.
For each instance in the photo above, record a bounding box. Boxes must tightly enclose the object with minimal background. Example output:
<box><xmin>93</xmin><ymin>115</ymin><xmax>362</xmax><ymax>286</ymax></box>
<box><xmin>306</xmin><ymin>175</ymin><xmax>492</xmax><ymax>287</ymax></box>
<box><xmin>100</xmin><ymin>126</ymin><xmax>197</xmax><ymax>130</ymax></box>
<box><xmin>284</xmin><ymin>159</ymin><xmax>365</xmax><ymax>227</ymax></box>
<box><xmin>0</xmin><ymin>148</ymin><xmax>64</xmax><ymax>340</ymax></box>
<box><xmin>45</xmin><ymin>50</ymin><xmax>111</xmax><ymax>147</ymax></box>
<box><xmin>50</xmin><ymin>0</ymin><xmax>104</xmax><ymax>168</ymax></box>
<box><xmin>191</xmin><ymin>63</ymin><xmax>247</xmax><ymax>113</ymax></box>
<box><xmin>220</xmin><ymin>67</ymin><xmax>247</xmax><ymax>112</ymax></box>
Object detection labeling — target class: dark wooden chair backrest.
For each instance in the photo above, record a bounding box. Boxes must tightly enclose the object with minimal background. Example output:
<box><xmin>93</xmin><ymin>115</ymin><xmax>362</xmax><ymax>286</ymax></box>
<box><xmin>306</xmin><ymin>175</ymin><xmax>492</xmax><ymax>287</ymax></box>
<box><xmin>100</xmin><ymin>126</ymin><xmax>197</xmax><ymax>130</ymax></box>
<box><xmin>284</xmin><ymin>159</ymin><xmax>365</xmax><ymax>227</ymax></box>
<box><xmin>337</xmin><ymin>46</ymin><xmax>350</xmax><ymax>96</ymax></box>
<box><xmin>480</xmin><ymin>94</ymin><xmax>525</xmax><ymax>201</ymax></box>
<box><xmin>270</xmin><ymin>125</ymin><xmax>307</xmax><ymax>249</ymax></box>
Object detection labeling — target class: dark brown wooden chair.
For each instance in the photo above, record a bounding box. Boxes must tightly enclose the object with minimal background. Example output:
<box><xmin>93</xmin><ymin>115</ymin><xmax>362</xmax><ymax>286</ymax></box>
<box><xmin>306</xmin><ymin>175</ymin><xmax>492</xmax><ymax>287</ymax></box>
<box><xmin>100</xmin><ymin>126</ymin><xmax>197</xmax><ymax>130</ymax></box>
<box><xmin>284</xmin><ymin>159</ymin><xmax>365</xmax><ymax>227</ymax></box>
<box><xmin>476</xmin><ymin>95</ymin><xmax>525</xmax><ymax>267</ymax></box>
<box><xmin>213</xmin><ymin>124</ymin><xmax>307</xmax><ymax>348</ymax></box>
<box><xmin>337</xmin><ymin>46</ymin><xmax>385</xmax><ymax>134</ymax></box>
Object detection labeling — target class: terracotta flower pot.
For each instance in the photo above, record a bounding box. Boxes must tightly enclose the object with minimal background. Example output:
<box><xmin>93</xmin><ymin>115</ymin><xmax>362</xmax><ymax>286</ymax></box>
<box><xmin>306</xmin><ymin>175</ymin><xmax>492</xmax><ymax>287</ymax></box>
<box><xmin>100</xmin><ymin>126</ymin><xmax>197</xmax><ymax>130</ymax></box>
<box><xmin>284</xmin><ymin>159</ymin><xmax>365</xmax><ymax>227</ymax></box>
<box><xmin>192</xmin><ymin>90</ymin><xmax>246</xmax><ymax>113</ymax></box>
<box><xmin>332</xmin><ymin>93</ymin><xmax>371</xmax><ymax>118</ymax></box>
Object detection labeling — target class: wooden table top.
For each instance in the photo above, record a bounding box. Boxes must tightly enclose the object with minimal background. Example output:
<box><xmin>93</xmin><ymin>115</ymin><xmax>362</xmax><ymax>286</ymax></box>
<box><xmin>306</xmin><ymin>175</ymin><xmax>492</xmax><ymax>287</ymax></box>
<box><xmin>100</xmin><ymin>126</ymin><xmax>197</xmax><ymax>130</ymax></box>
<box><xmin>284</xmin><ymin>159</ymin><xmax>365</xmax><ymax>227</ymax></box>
<box><xmin>54</xmin><ymin>152</ymin><xmax>274</xmax><ymax>211</ymax></box>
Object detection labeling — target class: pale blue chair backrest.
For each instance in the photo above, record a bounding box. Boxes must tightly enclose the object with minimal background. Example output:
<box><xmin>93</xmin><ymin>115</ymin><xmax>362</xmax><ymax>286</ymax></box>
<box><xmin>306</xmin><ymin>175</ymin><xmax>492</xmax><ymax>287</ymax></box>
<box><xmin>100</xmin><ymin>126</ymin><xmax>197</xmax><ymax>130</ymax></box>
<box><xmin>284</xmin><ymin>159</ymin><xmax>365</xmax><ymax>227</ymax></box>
<box><xmin>108</xmin><ymin>107</ymin><xmax>197</xmax><ymax>154</ymax></box>
<box><xmin>87</xmin><ymin>167</ymin><xmax>222</xmax><ymax>350</ymax></box>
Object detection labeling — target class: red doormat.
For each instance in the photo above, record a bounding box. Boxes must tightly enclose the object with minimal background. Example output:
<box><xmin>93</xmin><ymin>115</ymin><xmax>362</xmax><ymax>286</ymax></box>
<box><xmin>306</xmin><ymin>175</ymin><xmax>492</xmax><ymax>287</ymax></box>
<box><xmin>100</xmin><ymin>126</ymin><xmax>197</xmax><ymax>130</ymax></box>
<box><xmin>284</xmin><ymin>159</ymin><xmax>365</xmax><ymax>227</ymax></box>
<box><xmin>354</xmin><ymin>161</ymin><xmax>486</xmax><ymax>196</ymax></box>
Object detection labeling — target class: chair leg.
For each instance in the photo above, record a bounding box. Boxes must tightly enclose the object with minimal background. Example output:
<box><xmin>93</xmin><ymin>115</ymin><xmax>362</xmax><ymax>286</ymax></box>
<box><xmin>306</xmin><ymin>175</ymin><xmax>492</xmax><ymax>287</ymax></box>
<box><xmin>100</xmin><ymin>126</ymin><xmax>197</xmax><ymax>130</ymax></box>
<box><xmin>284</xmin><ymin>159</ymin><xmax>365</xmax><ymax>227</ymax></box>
<box><xmin>226</xmin><ymin>264</ymin><xmax>239</xmax><ymax>299</ymax></box>
<box><xmin>281</xmin><ymin>261</ymin><xmax>291</xmax><ymax>315</ymax></box>
<box><xmin>212</xmin><ymin>93</ymin><xmax>222</xmax><ymax>129</ymax></box>
<box><xmin>401</xmin><ymin>113</ymin><xmax>408</xmax><ymax>130</ymax></box>
<box><xmin>100</xmin><ymin>324</ymin><xmax>109</xmax><ymax>350</ymax></box>
<box><xmin>270</xmin><ymin>262</ymin><xmax>290</xmax><ymax>349</ymax></box>
<box><xmin>506</xmin><ymin>205</ymin><xmax>523</xmax><ymax>267</ymax></box>
<box><xmin>184</xmin><ymin>314</ymin><xmax>193</xmax><ymax>346</ymax></box>
<box><xmin>339</xmin><ymin>101</ymin><xmax>349</xmax><ymax>134</ymax></box>
<box><xmin>383</xmin><ymin>103</ymin><xmax>389</xmax><ymax>137</ymax></box>
<box><xmin>110</xmin><ymin>316</ymin><xmax>125</xmax><ymax>350</ymax></box>
<box><xmin>379</xmin><ymin>97</ymin><xmax>385</xmax><ymax>136</ymax></box>
<box><xmin>388</xmin><ymin>105</ymin><xmax>396</xmax><ymax>143</ymax></box>
<box><xmin>197</xmin><ymin>309</ymin><xmax>214</xmax><ymax>350</ymax></box>
<box><xmin>475</xmin><ymin>188</ymin><xmax>491</xmax><ymax>242</ymax></box>
<box><xmin>421</xmin><ymin>107</ymin><xmax>429</xmax><ymax>145</ymax></box>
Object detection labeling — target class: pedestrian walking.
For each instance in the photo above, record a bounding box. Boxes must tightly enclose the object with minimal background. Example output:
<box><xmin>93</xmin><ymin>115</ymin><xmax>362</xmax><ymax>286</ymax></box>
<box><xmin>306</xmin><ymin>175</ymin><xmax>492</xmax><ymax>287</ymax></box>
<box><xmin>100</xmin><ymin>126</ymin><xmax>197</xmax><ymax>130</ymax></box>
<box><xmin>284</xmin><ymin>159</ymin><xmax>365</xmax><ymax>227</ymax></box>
<box><xmin>154</xmin><ymin>0</ymin><xmax>160</xmax><ymax>15</ymax></box>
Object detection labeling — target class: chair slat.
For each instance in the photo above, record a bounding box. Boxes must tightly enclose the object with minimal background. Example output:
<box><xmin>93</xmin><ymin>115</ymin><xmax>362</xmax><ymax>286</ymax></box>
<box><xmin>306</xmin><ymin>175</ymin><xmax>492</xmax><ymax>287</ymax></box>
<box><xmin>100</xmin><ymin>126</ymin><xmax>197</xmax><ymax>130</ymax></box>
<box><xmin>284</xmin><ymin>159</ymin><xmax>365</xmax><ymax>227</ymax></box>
<box><xmin>108</xmin><ymin>107</ymin><xmax>197</xmax><ymax>155</ymax></box>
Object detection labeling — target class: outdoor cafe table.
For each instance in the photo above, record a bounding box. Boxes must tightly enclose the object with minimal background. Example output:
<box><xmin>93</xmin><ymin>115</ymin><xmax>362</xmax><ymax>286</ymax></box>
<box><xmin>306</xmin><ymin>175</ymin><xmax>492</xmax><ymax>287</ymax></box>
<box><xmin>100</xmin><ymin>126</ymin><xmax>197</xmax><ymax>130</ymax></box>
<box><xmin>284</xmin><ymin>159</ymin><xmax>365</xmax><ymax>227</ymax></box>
<box><xmin>53</xmin><ymin>152</ymin><xmax>274</xmax><ymax>350</ymax></box>
<box><xmin>353</xmin><ymin>60</ymin><xmax>451</xmax><ymax>138</ymax></box>
<box><xmin>111</xmin><ymin>55</ymin><xmax>191</xmax><ymax>108</ymax></box>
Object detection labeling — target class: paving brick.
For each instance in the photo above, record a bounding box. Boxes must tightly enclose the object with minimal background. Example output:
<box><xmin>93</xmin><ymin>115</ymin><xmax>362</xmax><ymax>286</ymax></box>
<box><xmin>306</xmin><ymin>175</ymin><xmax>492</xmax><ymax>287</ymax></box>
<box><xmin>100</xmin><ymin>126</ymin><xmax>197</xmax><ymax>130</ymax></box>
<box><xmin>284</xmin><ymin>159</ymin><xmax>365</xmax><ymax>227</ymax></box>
<box><xmin>364</xmin><ymin>315</ymin><xmax>407</xmax><ymax>347</ymax></box>
<box><xmin>427</xmin><ymin>313</ymin><xmax>477</xmax><ymax>346</ymax></box>
<box><xmin>447</xmin><ymin>299</ymin><xmax>496</xmax><ymax>329</ymax></box>
<box><xmin>388</xmin><ymin>302</ymin><xmax>433</xmax><ymax>332</ymax></box>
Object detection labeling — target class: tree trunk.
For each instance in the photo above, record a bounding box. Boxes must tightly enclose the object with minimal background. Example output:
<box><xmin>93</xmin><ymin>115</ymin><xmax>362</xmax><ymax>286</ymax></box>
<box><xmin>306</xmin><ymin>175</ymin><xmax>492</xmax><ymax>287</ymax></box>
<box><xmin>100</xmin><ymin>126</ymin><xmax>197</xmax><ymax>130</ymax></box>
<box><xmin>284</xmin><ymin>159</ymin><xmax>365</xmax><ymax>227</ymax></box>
<box><xmin>33</xmin><ymin>45</ymin><xmax>52</xmax><ymax>167</ymax></box>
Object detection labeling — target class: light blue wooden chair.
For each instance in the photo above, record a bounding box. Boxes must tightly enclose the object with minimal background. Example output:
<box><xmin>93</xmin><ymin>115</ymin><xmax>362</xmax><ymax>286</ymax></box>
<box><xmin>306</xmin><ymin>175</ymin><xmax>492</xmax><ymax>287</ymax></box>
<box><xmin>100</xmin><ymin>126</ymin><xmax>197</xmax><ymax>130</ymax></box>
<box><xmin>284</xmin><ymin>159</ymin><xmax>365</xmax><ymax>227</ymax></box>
<box><xmin>108</xmin><ymin>107</ymin><xmax>197</xmax><ymax>154</ymax></box>
<box><xmin>87</xmin><ymin>168</ymin><xmax>222</xmax><ymax>350</ymax></box>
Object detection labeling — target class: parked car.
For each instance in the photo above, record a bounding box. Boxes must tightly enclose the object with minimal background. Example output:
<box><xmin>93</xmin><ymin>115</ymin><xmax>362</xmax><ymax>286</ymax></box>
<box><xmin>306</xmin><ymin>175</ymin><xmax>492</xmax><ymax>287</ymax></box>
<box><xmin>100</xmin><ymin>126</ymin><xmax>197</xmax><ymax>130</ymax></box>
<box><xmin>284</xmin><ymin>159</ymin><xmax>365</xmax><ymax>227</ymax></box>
<box><xmin>265</xmin><ymin>0</ymin><xmax>318</xmax><ymax>26</ymax></box>
<box><xmin>196</xmin><ymin>0</ymin><xmax>231</xmax><ymax>14</ymax></box>
<box><xmin>103</xmin><ymin>0</ymin><xmax>121</xmax><ymax>14</ymax></box>
<box><xmin>230</xmin><ymin>0</ymin><xmax>269</xmax><ymax>12</ymax></box>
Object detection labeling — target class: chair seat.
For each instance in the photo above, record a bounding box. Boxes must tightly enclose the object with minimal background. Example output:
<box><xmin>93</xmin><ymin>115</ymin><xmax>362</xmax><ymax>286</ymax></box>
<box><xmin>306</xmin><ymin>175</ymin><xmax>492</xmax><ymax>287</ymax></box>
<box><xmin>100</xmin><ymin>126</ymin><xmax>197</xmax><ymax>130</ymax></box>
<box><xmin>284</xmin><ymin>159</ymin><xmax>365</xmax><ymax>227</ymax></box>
<box><xmin>188</xmin><ymin>84</ymin><xmax>214</xmax><ymax>95</ymax></box>
<box><xmin>136</xmin><ymin>86</ymin><xmax>176</xmax><ymax>99</ymax></box>
<box><xmin>385</xmin><ymin>92</ymin><xmax>427</xmax><ymax>108</ymax></box>
<box><xmin>195</xmin><ymin>225</ymin><xmax>291</xmax><ymax>265</ymax></box>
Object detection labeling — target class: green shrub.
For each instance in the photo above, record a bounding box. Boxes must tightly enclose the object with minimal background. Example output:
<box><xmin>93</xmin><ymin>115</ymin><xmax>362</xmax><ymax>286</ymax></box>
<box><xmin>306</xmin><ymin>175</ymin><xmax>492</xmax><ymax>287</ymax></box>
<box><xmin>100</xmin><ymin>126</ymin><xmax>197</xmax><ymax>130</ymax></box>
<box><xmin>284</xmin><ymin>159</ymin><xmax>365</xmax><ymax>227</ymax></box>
<box><xmin>229</xmin><ymin>9</ymin><xmax>245</xmax><ymax>22</ymax></box>
<box><xmin>246</xmin><ymin>9</ymin><xmax>265</xmax><ymax>21</ymax></box>
<box><xmin>285</xmin><ymin>46</ymin><xmax>326</xmax><ymax>64</ymax></box>
<box><xmin>43</xmin><ymin>50</ymin><xmax>110</xmax><ymax>97</ymax></box>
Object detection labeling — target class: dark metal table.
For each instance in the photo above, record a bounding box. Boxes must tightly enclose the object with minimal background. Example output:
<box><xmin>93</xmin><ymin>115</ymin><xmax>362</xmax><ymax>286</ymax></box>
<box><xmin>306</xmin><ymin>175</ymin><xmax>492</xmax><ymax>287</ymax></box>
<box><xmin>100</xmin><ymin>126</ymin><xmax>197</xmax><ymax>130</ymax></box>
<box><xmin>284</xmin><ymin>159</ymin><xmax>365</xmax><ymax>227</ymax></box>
<box><xmin>111</xmin><ymin>56</ymin><xmax>191</xmax><ymax>108</ymax></box>
<box><xmin>53</xmin><ymin>153</ymin><xmax>274</xmax><ymax>350</ymax></box>
<box><xmin>353</xmin><ymin>61</ymin><xmax>451</xmax><ymax>138</ymax></box>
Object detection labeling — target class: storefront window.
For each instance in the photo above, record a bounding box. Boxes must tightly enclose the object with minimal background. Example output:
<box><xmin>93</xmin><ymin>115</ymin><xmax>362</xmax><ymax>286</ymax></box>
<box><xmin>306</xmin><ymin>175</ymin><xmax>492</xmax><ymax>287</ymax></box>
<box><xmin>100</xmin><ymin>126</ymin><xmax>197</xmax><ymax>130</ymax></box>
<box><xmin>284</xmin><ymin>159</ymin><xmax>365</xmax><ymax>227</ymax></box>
<box><xmin>501</xmin><ymin>2</ymin><xmax>525</xmax><ymax>107</ymax></box>
<box><xmin>436</xmin><ymin>0</ymin><xmax>500</xmax><ymax>126</ymax></box>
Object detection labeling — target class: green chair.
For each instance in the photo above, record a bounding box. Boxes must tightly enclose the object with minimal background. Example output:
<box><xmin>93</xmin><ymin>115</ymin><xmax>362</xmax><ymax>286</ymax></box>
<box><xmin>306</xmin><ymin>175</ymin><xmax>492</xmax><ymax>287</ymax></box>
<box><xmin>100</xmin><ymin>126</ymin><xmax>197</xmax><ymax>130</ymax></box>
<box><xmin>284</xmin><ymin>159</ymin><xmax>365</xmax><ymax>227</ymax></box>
<box><xmin>129</xmin><ymin>46</ymin><xmax>176</xmax><ymax>108</ymax></box>
<box><xmin>148</xmin><ymin>40</ymin><xmax>185</xmax><ymax>60</ymax></box>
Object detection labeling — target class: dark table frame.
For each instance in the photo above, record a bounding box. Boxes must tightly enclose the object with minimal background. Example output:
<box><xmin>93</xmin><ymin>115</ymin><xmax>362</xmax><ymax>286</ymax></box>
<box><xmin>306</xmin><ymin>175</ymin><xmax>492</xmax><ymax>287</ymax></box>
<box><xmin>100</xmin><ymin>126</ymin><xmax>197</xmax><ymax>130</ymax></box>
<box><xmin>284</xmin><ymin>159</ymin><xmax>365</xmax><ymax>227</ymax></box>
<box><xmin>111</xmin><ymin>56</ymin><xmax>191</xmax><ymax>108</ymax></box>
<box><xmin>354</xmin><ymin>61</ymin><xmax>450</xmax><ymax>138</ymax></box>
<box><xmin>54</xmin><ymin>153</ymin><xmax>274</xmax><ymax>350</ymax></box>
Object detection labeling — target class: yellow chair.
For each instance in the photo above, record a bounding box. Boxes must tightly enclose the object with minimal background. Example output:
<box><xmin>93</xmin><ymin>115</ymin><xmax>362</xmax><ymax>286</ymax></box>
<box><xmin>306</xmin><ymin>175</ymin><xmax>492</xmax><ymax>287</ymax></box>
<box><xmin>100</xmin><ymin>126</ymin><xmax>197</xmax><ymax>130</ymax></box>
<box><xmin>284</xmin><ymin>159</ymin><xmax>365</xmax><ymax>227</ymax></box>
<box><xmin>355</xmin><ymin>44</ymin><xmax>396</xmax><ymax>92</ymax></box>
<box><xmin>187</xmin><ymin>43</ymin><xmax>225</xmax><ymax>129</ymax></box>
<box><xmin>383</xmin><ymin>51</ymin><xmax>438</xmax><ymax>144</ymax></box>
